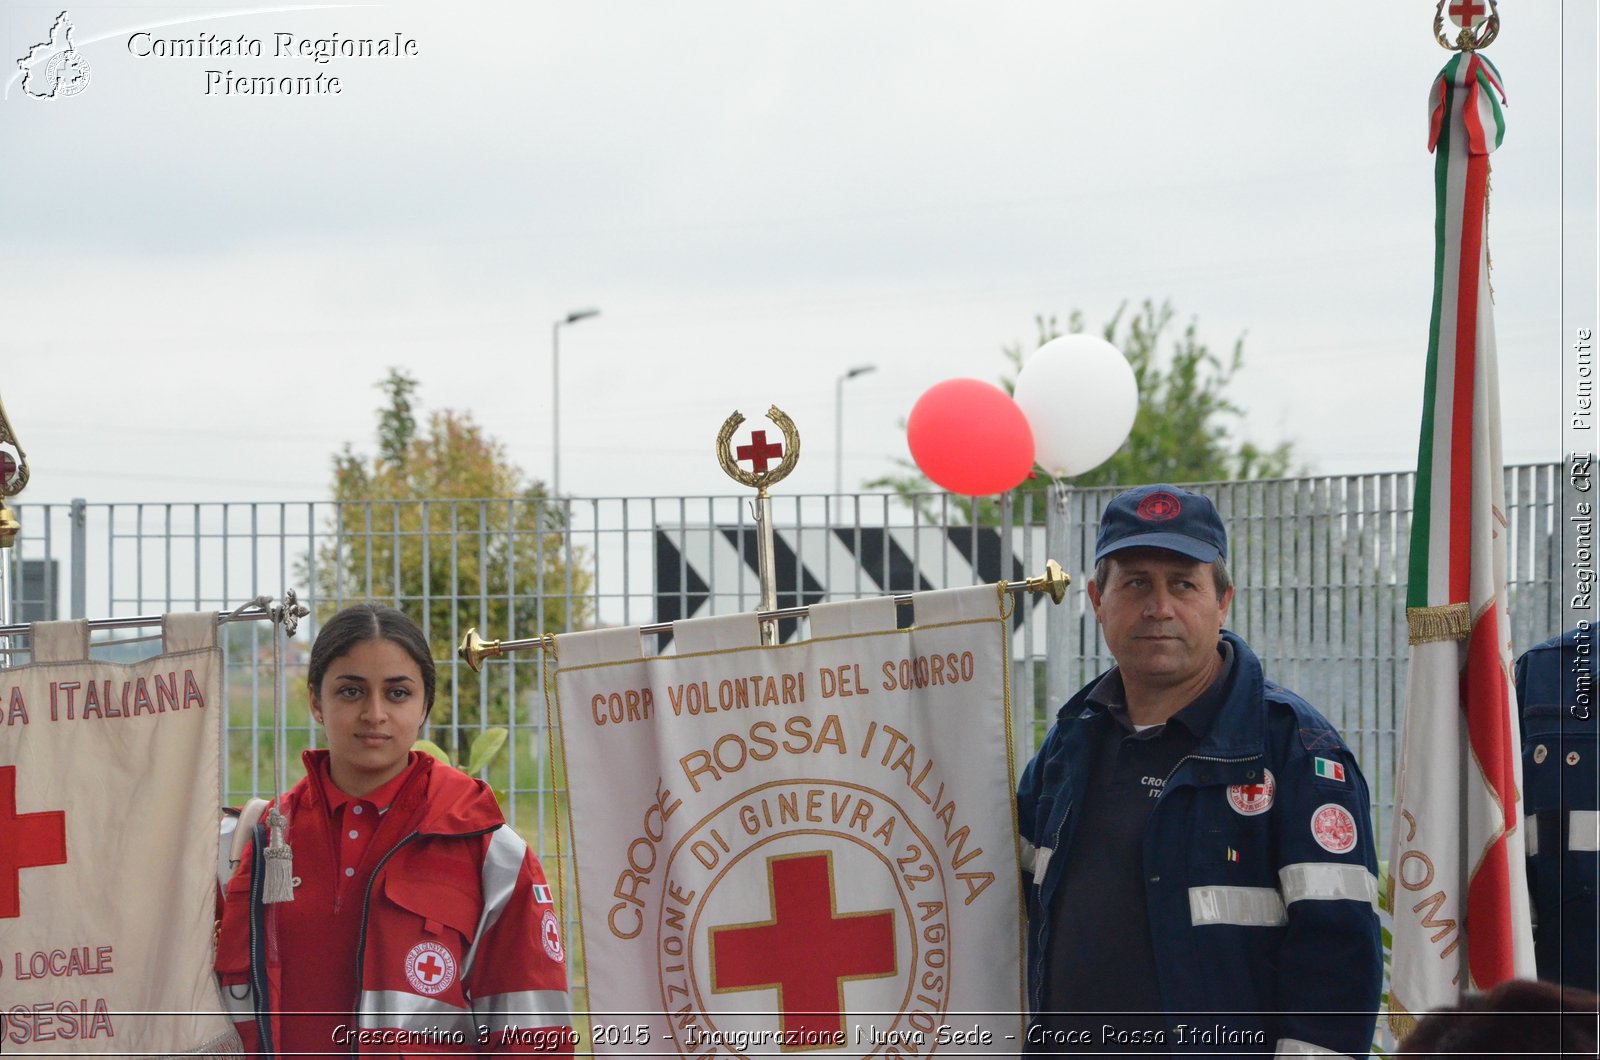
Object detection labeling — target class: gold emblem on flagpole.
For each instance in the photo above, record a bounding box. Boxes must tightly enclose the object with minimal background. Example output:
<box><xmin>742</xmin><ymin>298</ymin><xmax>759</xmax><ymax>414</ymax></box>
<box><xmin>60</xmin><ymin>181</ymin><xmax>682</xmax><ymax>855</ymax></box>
<box><xmin>717</xmin><ymin>406</ymin><xmax>801</xmax><ymax>645</ymax></box>
<box><xmin>1434</xmin><ymin>0</ymin><xmax>1499</xmax><ymax>52</ymax></box>
<box><xmin>717</xmin><ymin>406</ymin><xmax>800</xmax><ymax>492</ymax></box>
<box><xmin>0</xmin><ymin>393</ymin><xmax>29</xmax><ymax>549</ymax></box>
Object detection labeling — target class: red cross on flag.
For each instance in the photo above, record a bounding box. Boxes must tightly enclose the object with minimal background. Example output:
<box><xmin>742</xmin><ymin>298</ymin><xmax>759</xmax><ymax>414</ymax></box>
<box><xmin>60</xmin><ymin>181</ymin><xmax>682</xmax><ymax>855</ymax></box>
<box><xmin>554</xmin><ymin>586</ymin><xmax>1023</xmax><ymax>1055</ymax></box>
<box><xmin>0</xmin><ymin>765</ymin><xmax>68</xmax><ymax>919</ymax></box>
<box><xmin>2</xmin><ymin>614</ymin><xmax>238</xmax><ymax>1055</ymax></box>
<box><xmin>711</xmin><ymin>852</ymin><xmax>897</xmax><ymax>1041</ymax></box>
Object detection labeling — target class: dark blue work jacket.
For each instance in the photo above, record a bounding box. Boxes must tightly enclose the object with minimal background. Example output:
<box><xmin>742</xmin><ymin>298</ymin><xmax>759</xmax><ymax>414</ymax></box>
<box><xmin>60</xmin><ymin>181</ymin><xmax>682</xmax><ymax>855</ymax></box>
<box><xmin>1516</xmin><ymin>626</ymin><xmax>1599</xmax><ymax>993</ymax></box>
<box><xmin>1016</xmin><ymin>631</ymin><xmax>1382</xmax><ymax>1056</ymax></box>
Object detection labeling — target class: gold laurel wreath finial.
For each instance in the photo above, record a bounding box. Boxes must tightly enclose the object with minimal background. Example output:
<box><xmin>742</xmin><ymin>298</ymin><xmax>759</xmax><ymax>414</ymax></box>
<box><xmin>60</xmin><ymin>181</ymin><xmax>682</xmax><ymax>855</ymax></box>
<box><xmin>0</xmin><ymin>394</ymin><xmax>29</xmax><ymax>499</ymax></box>
<box><xmin>717</xmin><ymin>405</ymin><xmax>801</xmax><ymax>492</ymax></box>
<box><xmin>0</xmin><ymin>392</ymin><xmax>29</xmax><ymax>548</ymax></box>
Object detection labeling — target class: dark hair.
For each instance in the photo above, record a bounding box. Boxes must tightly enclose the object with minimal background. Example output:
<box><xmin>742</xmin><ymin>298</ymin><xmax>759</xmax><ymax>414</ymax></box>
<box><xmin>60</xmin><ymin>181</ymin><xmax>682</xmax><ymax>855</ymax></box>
<box><xmin>307</xmin><ymin>604</ymin><xmax>437</xmax><ymax>717</ymax></box>
<box><xmin>1093</xmin><ymin>553</ymin><xmax>1233</xmax><ymax>601</ymax></box>
<box><xmin>1399</xmin><ymin>979</ymin><xmax>1599</xmax><ymax>1055</ymax></box>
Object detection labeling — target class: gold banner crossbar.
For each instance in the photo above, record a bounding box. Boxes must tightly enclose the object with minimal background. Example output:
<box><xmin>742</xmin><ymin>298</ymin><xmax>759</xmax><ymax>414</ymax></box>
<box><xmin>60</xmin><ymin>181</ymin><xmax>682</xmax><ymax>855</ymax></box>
<box><xmin>458</xmin><ymin>559</ymin><xmax>1070</xmax><ymax>672</ymax></box>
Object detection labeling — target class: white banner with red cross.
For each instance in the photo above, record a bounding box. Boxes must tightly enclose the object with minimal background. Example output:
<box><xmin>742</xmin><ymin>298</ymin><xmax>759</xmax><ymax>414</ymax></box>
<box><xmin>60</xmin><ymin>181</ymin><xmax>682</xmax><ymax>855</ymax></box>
<box><xmin>554</xmin><ymin>585</ymin><xmax>1024</xmax><ymax>1057</ymax></box>
<box><xmin>1</xmin><ymin>615</ymin><xmax>239</xmax><ymax>1056</ymax></box>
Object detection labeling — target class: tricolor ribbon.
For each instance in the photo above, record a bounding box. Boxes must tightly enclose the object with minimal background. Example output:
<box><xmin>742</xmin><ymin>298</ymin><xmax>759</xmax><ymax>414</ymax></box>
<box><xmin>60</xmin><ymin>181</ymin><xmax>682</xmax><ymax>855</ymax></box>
<box><xmin>1388</xmin><ymin>49</ymin><xmax>1533</xmax><ymax>1038</ymax></box>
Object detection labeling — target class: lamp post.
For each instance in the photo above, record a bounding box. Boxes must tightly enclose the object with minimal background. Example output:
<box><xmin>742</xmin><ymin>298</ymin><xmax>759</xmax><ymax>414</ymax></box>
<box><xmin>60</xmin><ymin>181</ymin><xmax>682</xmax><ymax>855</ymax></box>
<box><xmin>552</xmin><ymin>307</ymin><xmax>600</xmax><ymax>497</ymax></box>
<box><xmin>834</xmin><ymin>364</ymin><xmax>877</xmax><ymax>494</ymax></box>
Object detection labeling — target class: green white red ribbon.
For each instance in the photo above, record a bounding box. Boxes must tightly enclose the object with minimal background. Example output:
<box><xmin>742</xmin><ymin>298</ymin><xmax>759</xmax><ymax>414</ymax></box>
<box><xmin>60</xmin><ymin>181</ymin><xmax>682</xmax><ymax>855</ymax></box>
<box><xmin>1389</xmin><ymin>50</ymin><xmax>1532</xmax><ymax>1035</ymax></box>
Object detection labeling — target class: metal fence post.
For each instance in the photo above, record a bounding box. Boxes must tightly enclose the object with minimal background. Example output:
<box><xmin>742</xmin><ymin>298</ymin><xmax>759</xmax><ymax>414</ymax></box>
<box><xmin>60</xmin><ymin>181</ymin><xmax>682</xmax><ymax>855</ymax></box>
<box><xmin>70</xmin><ymin>497</ymin><xmax>87</xmax><ymax>619</ymax></box>
<box><xmin>1043</xmin><ymin>483</ymin><xmax>1074</xmax><ymax>742</ymax></box>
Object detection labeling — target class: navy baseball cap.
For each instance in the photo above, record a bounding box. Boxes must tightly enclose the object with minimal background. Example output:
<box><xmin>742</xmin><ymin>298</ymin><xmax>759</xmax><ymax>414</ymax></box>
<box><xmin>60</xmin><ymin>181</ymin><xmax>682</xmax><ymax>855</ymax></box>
<box><xmin>1093</xmin><ymin>484</ymin><xmax>1227</xmax><ymax>564</ymax></box>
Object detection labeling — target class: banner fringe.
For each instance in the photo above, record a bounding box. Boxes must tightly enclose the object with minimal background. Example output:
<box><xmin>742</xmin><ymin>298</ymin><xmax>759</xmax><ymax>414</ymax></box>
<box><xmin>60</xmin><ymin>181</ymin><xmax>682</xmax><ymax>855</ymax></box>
<box><xmin>1388</xmin><ymin>1002</ymin><xmax>1419</xmax><ymax>1045</ymax></box>
<box><xmin>1407</xmin><ymin>603</ymin><xmax>1472</xmax><ymax>644</ymax></box>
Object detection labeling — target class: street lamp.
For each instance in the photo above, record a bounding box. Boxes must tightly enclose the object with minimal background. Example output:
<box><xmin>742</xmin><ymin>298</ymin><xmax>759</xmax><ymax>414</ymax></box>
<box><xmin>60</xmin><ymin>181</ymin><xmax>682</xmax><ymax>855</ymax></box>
<box><xmin>835</xmin><ymin>364</ymin><xmax>877</xmax><ymax>494</ymax></box>
<box><xmin>552</xmin><ymin>307</ymin><xmax>600</xmax><ymax>497</ymax></box>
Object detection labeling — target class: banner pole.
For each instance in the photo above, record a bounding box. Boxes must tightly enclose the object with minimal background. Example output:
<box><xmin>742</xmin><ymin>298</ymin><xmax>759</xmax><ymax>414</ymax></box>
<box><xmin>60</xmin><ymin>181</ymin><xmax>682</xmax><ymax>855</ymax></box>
<box><xmin>458</xmin><ymin>561</ymin><xmax>1070</xmax><ymax>670</ymax></box>
<box><xmin>715</xmin><ymin>404</ymin><xmax>802</xmax><ymax>646</ymax></box>
<box><xmin>754</xmin><ymin>484</ymin><xmax>778</xmax><ymax>645</ymax></box>
<box><xmin>0</xmin><ymin>390</ymin><xmax>31</xmax><ymax>628</ymax></box>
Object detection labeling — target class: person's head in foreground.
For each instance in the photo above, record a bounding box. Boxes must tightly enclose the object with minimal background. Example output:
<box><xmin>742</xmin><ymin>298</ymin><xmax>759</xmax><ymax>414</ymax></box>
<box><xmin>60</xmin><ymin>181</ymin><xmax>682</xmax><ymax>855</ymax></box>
<box><xmin>1398</xmin><ymin>978</ymin><xmax>1599</xmax><ymax>1056</ymax></box>
<box><xmin>307</xmin><ymin>603</ymin><xmax>436</xmax><ymax>796</ymax></box>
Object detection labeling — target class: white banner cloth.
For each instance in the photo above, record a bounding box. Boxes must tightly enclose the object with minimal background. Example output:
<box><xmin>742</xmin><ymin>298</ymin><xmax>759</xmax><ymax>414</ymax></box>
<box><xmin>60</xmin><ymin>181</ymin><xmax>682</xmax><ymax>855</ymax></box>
<box><xmin>555</xmin><ymin>585</ymin><xmax>1024</xmax><ymax>1057</ymax></box>
<box><xmin>1</xmin><ymin>614</ymin><xmax>239</xmax><ymax>1057</ymax></box>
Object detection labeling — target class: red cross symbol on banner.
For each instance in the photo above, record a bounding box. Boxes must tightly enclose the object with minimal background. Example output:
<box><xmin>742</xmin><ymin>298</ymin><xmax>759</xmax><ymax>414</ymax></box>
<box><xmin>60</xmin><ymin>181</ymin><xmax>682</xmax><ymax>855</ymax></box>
<box><xmin>735</xmin><ymin>431</ymin><xmax>784</xmax><ymax>473</ymax></box>
<box><xmin>0</xmin><ymin>765</ymin><xmax>69</xmax><ymax>919</ymax></box>
<box><xmin>416</xmin><ymin>953</ymin><xmax>444</xmax><ymax>983</ymax></box>
<box><xmin>710</xmin><ymin>851</ymin><xmax>895</xmax><ymax>1041</ymax></box>
<box><xmin>1447</xmin><ymin>0</ymin><xmax>1487</xmax><ymax>27</ymax></box>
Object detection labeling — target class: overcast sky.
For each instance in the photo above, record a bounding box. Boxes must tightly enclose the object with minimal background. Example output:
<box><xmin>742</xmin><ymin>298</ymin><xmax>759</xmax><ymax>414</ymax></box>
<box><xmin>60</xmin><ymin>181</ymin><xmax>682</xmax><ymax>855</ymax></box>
<box><xmin>1</xmin><ymin>1</ymin><xmax>1593</xmax><ymax>506</ymax></box>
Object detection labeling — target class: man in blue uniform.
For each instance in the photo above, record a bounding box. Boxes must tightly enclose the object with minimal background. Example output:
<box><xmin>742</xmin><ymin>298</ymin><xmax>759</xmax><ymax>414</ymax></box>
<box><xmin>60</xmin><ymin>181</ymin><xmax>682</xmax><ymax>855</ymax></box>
<box><xmin>1017</xmin><ymin>484</ymin><xmax>1382</xmax><ymax>1056</ymax></box>
<box><xmin>1515</xmin><ymin>625</ymin><xmax>1598</xmax><ymax>993</ymax></box>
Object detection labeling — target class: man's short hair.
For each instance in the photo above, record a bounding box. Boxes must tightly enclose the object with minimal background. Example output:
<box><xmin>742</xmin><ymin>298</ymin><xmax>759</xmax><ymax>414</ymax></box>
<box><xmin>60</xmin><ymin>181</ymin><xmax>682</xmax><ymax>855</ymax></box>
<box><xmin>1093</xmin><ymin>552</ymin><xmax>1233</xmax><ymax>601</ymax></box>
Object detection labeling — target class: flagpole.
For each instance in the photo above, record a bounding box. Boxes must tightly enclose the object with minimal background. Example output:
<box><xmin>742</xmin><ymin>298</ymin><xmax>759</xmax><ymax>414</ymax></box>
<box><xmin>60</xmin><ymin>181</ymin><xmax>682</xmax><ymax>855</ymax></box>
<box><xmin>1388</xmin><ymin>1</ymin><xmax>1533</xmax><ymax>1037</ymax></box>
<box><xmin>0</xmin><ymin>392</ymin><xmax>29</xmax><ymax>628</ymax></box>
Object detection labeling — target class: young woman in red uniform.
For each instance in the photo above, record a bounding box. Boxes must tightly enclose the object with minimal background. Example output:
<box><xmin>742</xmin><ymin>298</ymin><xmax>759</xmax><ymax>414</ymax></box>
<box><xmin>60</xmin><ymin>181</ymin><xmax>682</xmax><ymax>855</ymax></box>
<box><xmin>217</xmin><ymin>604</ymin><xmax>574</xmax><ymax>1056</ymax></box>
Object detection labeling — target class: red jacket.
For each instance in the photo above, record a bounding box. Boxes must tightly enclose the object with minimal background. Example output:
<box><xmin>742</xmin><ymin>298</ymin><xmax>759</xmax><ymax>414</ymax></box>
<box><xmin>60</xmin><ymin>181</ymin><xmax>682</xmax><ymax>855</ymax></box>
<box><xmin>217</xmin><ymin>751</ymin><xmax>575</xmax><ymax>1057</ymax></box>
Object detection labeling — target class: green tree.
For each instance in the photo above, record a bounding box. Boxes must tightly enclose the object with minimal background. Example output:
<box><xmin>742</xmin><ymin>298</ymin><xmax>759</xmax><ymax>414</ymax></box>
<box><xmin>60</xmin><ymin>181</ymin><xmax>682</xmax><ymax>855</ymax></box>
<box><xmin>869</xmin><ymin>299</ymin><xmax>1295</xmax><ymax>520</ymax></box>
<box><xmin>312</xmin><ymin>369</ymin><xmax>593</xmax><ymax>741</ymax></box>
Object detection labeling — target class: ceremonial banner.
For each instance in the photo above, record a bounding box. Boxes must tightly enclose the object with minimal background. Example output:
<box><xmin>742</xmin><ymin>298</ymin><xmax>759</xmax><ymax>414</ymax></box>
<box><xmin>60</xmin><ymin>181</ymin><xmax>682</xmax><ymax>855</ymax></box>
<box><xmin>2</xmin><ymin>615</ymin><xmax>239</xmax><ymax>1056</ymax></box>
<box><xmin>1388</xmin><ymin>48</ymin><xmax>1535</xmax><ymax>1034</ymax></box>
<box><xmin>554</xmin><ymin>585</ymin><xmax>1024</xmax><ymax>1057</ymax></box>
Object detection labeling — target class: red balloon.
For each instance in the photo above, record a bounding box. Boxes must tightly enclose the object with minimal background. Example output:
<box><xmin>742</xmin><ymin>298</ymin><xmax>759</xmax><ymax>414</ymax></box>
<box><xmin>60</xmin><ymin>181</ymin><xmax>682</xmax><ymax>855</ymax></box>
<box><xmin>907</xmin><ymin>379</ymin><xmax>1035</xmax><ymax>496</ymax></box>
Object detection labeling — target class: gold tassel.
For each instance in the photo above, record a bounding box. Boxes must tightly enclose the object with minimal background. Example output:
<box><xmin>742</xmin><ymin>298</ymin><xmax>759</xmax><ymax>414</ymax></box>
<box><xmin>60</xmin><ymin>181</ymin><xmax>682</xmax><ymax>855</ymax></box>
<box><xmin>1388</xmin><ymin>1002</ymin><xmax>1419</xmax><ymax>1045</ymax></box>
<box><xmin>1407</xmin><ymin>603</ymin><xmax>1472</xmax><ymax>645</ymax></box>
<box><xmin>260</xmin><ymin>806</ymin><xmax>295</xmax><ymax>904</ymax></box>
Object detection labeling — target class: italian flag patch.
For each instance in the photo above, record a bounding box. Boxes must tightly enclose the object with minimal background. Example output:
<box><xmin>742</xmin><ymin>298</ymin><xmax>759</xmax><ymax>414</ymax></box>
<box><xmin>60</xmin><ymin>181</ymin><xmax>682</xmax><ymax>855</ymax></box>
<box><xmin>533</xmin><ymin>883</ymin><xmax>553</xmax><ymax>904</ymax></box>
<box><xmin>1314</xmin><ymin>757</ymin><xmax>1346</xmax><ymax>782</ymax></box>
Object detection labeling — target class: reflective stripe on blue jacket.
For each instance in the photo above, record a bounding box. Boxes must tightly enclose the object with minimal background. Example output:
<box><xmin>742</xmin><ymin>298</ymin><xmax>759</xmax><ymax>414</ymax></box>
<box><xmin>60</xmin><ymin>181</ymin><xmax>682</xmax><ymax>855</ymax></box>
<box><xmin>1016</xmin><ymin>630</ymin><xmax>1382</xmax><ymax>1056</ymax></box>
<box><xmin>1515</xmin><ymin>626</ymin><xmax>1598</xmax><ymax>993</ymax></box>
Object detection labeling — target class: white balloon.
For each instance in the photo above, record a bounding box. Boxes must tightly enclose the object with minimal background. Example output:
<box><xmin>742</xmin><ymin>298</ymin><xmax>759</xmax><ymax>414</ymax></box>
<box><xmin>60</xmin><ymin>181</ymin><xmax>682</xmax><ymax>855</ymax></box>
<box><xmin>1012</xmin><ymin>334</ymin><xmax>1138</xmax><ymax>478</ymax></box>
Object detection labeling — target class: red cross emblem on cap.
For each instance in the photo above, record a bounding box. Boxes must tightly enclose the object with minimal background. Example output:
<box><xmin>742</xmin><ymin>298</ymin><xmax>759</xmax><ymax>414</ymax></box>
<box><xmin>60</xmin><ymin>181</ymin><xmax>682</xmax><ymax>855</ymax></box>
<box><xmin>1136</xmin><ymin>491</ymin><xmax>1182</xmax><ymax>522</ymax></box>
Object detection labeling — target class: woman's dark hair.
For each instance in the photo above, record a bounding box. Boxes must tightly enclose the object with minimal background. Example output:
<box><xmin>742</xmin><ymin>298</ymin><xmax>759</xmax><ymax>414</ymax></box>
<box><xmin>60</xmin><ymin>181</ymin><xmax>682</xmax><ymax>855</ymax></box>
<box><xmin>1399</xmin><ymin>978</ymin><xmax>1599</xmax><ymax>1055</ymax></box>
<box><xmin>307</xmin><ymin>604</ymin><xmax>437</xmax><ymax>717</ymax></box>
